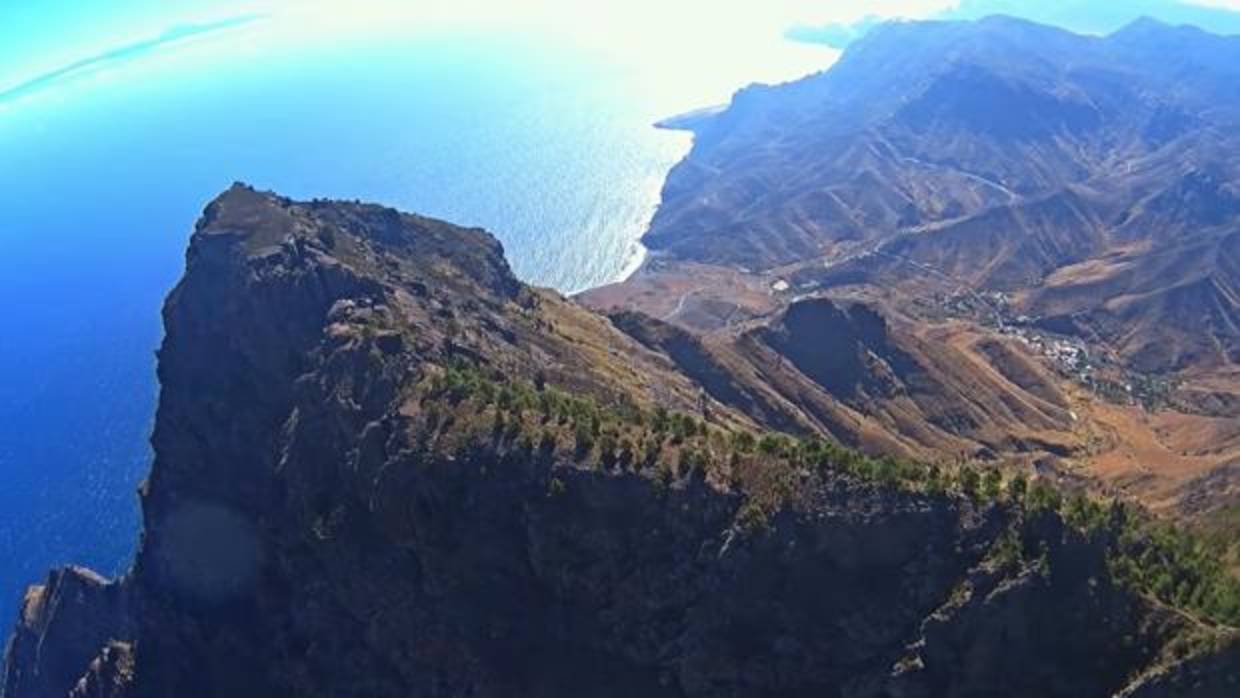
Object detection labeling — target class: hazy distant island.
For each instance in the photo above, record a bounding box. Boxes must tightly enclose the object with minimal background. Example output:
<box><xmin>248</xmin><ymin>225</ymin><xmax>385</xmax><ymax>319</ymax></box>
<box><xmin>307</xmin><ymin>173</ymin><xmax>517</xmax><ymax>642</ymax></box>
<box><xmin>654</xmin><ymin>104</ymin><xmax>727</xmax><ymax>132</ymax></box>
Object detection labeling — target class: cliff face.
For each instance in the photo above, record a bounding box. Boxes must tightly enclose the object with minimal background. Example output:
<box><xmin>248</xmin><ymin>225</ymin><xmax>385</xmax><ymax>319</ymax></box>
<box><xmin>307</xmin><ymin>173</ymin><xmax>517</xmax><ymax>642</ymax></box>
<box><xmin>4</xmin><ymin>186</ymin><xmax>1236</xmax><ymax>697</ymax></box>
<box><xmin>2</xmin><ymin>568</ymin><xmax>131</xmax><ymax>698</ymax></box>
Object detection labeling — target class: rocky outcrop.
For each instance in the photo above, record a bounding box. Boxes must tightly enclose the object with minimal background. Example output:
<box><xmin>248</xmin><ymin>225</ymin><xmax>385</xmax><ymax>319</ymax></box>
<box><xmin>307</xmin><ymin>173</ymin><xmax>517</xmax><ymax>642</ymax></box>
<box><xmin>67</xmin><ymin>642</ymin><xmax>133</xmax><ymax>698</ymax></box>
<box><xmin>758</xmin><ymin>300</ymin><xmax>918</xmax><ymax>402</ymax></box>
<box><xmin>2</xmin><ymin>568</ymin><xmax>130</xmax><ymax>698</ymax></box>
<box><xmin>1118</xmin><ymin>642</ymin><xmax>1240</xmax><ymax>698</ymax></box>
<box><xmin>4</xmin><ymin>186</ymin><xmax>1235</xmax><ymax>697</ymax></box>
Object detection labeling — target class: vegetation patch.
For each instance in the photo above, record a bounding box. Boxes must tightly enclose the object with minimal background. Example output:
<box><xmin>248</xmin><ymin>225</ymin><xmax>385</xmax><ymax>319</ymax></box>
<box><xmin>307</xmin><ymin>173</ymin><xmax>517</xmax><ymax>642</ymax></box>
<box><xmin>412</xmin><ymin>359</ymin><xmax>1240</xmax><ymax>630</ymax></box>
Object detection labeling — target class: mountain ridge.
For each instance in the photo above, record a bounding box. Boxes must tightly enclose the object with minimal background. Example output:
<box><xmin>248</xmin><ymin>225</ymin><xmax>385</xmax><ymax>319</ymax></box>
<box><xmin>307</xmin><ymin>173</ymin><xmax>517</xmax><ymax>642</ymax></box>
<box><xmin>584</xmin><ymin>13</ymin><xmax>1240</xmax><ymax>527</ymax></box>
<box><xmin>4</xmin><ymin>185</ymin><xmax>1237</xmax><ymax>697</ymax></box>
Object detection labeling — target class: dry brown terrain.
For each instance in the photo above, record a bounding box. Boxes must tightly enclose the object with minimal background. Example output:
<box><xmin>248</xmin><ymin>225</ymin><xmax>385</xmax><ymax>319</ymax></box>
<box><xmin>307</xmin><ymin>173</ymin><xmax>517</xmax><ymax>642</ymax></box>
<box><xmin>583</xmin><ymin>260</ymin><xmax>1238</xmax><ymax>526</ymax></box>
<box><xmin>586</xmin><ymin>17</ymin><xmax>1240</xmax><ymax>529</ymax></box>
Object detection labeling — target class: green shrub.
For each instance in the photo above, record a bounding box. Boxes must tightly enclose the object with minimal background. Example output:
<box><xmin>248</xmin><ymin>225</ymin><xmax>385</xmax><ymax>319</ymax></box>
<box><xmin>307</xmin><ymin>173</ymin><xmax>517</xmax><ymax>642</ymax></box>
<box><xmin>415</xmin><ymin>359</ymin><xmax>1240</xmax><ymax>628</ymax></box>
<box><xmin>731</xmin><ymin>431</ymin><xmax>756</xmax><ymax>453</ymax></box>
<box><xmin>958</xmin><ymin>466</ymin><xmax>980</xmax><ymax>499</ymax></box>
<box><xmin>1007</xmin><ymin>473</ymin><xmax>1028</xmax><ymax>502</ymax></box>
<box><xmin>1027</xmin><ymin>480</ymin><xmax>1062</xmax><ymax>512</ymax></box>
<box><xmin>982</xmin><ymin>468</ymin><xmax>1003</xmax><ymax>500</ymax></box>
<box><xmin>574</xmin><ymin>422</ymin><xmax>594</xmax><ymax>456</ymax></box>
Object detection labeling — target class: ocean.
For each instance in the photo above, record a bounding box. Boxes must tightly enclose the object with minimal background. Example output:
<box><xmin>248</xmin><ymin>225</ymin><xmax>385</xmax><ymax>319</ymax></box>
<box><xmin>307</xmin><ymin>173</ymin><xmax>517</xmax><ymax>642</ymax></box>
<box><xmin>0</xmin><ymin>14</ymin><xmax>830</xmax><ymax>627</ymax></box>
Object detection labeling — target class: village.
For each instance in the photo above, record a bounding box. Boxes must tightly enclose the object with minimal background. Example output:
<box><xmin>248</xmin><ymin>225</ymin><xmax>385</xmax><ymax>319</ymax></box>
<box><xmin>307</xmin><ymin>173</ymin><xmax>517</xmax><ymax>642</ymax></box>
<box><xmin>927</xmin><ymin>289</ymin><xmax>1178</xmax><ymax>411</ymax></box>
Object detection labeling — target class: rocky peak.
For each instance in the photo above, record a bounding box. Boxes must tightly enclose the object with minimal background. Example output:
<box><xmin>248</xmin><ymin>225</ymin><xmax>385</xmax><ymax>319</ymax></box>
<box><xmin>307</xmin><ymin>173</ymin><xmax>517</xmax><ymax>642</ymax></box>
<box><xmin>757</xmin><ymin>298</ymin><xmax>918</xmax><ymax>401</ymax></box>
<box><xmin>194</xmin><ymin>182</ymin><xmax>521</xmax><ymax>300</ymax></box>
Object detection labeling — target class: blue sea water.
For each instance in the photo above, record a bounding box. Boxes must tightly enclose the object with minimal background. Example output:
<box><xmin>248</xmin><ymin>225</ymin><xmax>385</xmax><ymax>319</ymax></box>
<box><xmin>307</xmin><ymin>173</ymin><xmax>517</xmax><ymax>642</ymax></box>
<box><xmin>0</xmin><ymin>16</ymin><xmax>830</xmax><ymax>627</ymax></box>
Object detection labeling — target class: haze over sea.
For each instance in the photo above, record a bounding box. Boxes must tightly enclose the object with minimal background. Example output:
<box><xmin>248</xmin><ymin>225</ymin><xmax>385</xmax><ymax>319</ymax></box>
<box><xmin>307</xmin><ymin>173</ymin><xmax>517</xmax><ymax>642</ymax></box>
<box><xmin>0</xmin><ymin>1</ymin><xmax>834</xmax><ymax>626</ymax></box>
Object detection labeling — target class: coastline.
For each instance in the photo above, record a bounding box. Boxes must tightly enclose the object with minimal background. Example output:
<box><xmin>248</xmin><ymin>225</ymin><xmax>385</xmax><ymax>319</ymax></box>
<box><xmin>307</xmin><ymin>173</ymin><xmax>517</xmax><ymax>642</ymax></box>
<box><xmin>571</xmin><ymin>112</ymin><xmax>703</xmax><ymax>297</ymax></box>
<box><xmin>614</xmin><ymin>237</ymin><xmax>650</xmax><ymax>287</ymax></box>
<box><xmin>570</xmin><ymin>236</ymin><xmax>649</xmax><ymax>298</ymax></box>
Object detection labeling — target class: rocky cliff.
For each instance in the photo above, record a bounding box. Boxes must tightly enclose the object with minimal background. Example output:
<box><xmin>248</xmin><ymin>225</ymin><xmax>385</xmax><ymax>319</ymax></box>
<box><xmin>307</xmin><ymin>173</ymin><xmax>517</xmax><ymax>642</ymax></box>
<box><xmin>4</xmin><ymin>186</ymin><xmax>1236</xmax><ymax>697</ymax></box>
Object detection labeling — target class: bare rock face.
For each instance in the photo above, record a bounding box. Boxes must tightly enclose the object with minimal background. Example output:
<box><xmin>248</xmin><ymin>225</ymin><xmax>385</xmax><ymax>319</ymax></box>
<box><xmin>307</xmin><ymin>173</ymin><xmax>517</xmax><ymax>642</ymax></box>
<box><xmin>68</xmin><ymin>642</ymin><xmax>134</xmax><ymax>698</ymax></box>
<box><xmin>2</xmin><ymin>568</ymin><xmax>130</xmax><ymax>698</ymax></box>
<box><xmin>3</xmin><ymin>185</ymin><xmax>1236</xmax><ymax>697</ymax></box>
